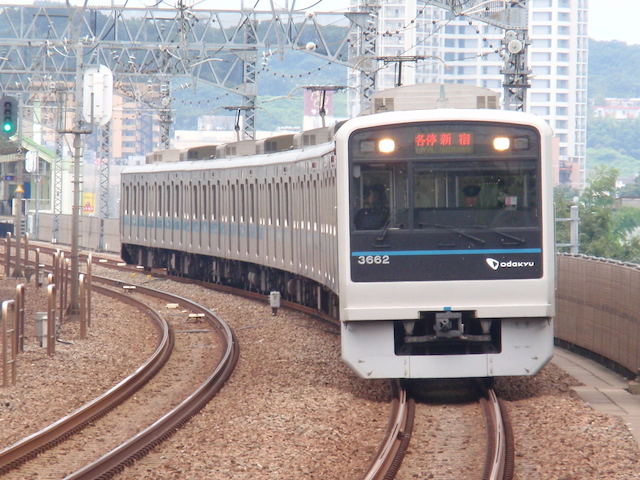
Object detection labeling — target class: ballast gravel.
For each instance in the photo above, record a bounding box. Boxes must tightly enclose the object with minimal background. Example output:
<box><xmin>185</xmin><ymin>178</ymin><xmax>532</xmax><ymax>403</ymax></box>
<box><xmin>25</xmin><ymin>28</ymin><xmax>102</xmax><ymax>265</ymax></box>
<box><xmin>0</xmin><ymin>272</ymin><xmax>638</xmax><ymax>479</ymax></box>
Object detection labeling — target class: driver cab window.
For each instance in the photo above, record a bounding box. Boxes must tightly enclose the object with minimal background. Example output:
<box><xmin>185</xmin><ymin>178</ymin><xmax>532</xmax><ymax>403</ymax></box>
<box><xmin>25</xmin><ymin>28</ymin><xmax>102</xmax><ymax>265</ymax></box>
<box><xmin>352</xmin><ymin>165</ymin><xmax>410</xmax><ymax>230</ymax></box>
<box><xmin>353</xmin><ymin>169</ymin><xmax>391</xmax><ymax>230</ymax></box>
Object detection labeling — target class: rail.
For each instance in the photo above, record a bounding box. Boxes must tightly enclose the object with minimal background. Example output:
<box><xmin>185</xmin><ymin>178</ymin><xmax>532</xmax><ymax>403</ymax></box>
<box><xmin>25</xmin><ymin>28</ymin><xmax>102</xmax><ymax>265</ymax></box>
<box><xmin>361</xmin><ymin>381</ymin><xmax>415</xmax><ymax>480</ymax></box>
<box><xmin>0</xmin><ymin>281</ymin><xmax>174</xmax><ymax>474</ymax></box>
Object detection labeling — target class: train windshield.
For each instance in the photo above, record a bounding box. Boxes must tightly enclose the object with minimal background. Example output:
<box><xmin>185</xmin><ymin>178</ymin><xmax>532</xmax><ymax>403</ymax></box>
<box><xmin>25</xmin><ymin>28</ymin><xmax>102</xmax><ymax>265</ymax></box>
<box><xmin>348</xmin><ymin>120</ymin><xmax>544</xmax><ymax>282</ymax></box>
<box><xmin>351</xmin><ymin>159</ymin><xmax>538</xmax><ymax>231</ymax></box>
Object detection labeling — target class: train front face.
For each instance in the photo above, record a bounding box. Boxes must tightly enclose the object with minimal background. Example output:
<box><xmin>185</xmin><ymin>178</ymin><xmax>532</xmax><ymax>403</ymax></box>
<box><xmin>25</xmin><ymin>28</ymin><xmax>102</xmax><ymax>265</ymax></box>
<box><xmin>336</xmin><ymin>110</ymin><xmax>555</xmax><ymax>379</ymax></box>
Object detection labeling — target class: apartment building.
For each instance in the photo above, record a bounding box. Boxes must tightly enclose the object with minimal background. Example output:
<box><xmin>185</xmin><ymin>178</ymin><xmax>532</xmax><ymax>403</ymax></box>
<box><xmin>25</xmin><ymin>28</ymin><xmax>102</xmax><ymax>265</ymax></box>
<box><xmin>349</xmin><ymin>0</ymin><xmax>588</xmax><ymax>189</ymax></box>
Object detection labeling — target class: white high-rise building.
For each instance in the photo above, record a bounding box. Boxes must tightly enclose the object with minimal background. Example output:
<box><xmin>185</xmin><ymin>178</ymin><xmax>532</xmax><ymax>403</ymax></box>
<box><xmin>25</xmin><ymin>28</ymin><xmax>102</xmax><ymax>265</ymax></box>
<box><xmin>348</xmin><ymin>0</ymin><xmax>587</xmax><ymax>188</ymax></box>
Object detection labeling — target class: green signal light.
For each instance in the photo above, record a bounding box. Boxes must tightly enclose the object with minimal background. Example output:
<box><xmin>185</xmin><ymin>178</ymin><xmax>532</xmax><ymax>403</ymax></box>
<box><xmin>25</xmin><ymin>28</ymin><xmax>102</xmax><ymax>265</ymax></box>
<box><xmin>0</xmin><ymin>96</ymin><xmax>18</xmax><ymax>138</ymax></box>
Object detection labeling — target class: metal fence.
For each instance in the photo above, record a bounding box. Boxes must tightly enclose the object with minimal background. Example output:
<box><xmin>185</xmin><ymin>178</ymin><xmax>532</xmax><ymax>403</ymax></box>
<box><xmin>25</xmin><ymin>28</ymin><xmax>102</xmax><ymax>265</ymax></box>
<box><xmin>32</xmin><ymin>213</ymin><xmax>120</xmax><ymax>253</ymax></box>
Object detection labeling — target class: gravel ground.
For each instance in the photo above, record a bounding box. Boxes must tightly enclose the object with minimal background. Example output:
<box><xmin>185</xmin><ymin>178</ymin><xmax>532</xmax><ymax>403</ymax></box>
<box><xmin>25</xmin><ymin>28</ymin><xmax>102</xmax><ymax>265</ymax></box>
<box><xmin>0</xmin><ymin>278</ymin><xmax>158</xmax><ymax>449</ymax></box>
<box><xmin>1</xmin><ymin>270</ymin><xmax>639</xmax><ymax>479</ymax></box>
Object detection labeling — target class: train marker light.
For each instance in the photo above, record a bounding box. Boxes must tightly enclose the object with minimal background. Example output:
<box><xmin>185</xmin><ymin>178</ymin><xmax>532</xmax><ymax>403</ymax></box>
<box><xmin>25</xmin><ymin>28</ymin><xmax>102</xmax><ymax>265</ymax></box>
<box><xmin>493</xmin><ymin>136</ymin><xmax>510</xmax><ymax>151</ymax></box>
<box><xmin>0</xmin><ymin>96</ymin><xmax>18</xmax><ymax>138</ymax></box>
<box><xmin>378</xmin><ymin>138</ymin><xmax>395</xmax><ymax>153</ymax></box>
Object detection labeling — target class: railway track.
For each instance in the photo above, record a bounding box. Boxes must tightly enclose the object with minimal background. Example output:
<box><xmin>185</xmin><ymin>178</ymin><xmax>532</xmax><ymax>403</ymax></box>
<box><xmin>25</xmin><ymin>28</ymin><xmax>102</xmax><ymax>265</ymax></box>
<box><xmin>390</xmin><ymin>382</ymin><xmax>514</xmax><ymax>480</ymax></box>
<box><xmin>6</xmin><ymin>241</ymin><xmax>513</xmax><ymax>479</ymax></box>
<box><xmin>0</xmin><ymin>274</ymin><xmax>239</xmax><ymax>479</ymax></box>
<box><xmin>480</xmin><ymin>388</ymin><xmax>514</xmax><ymax>480</ymax></box>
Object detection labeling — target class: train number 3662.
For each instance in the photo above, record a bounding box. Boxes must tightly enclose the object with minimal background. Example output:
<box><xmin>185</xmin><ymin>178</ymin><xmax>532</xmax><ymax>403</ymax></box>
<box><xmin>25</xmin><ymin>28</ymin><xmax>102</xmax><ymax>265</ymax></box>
<box><xmin>357</xmin><ymin>255</ymin><xmax>390</xmax><ymax>265</ymax></box>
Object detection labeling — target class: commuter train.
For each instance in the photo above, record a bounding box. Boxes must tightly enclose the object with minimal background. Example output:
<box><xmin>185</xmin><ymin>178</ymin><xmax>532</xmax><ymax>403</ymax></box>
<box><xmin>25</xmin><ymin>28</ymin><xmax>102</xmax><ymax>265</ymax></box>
<box><xmin>120</xmin><ymin>95</ymin><xmax>555</xmax><ymax>379</ymax></box>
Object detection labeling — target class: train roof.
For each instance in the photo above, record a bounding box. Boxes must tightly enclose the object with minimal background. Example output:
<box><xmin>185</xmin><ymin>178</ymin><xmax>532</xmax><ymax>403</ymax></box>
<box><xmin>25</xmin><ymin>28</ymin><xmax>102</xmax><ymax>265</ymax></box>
<box><xmin>121</xmin><ymin>142</ymin><xmax>335</xmax><ymax>175</ymax></box>
<box><xmin>334</xmin><ymin>107</ymin><xmax>554</xmax><ymax>141</ymax></box>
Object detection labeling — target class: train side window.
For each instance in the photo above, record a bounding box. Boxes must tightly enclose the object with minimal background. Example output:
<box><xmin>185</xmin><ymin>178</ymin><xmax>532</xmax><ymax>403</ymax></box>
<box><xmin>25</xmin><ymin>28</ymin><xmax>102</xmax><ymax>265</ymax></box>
<box><xmin>193</xmin><ymin>184</ymin><xmax>198</xmax><ymax>220</ymax></box>
<box><xmin>212</xmin><ymin>183</ymin><xmax>218</xmax><ymax>221</ymax></box>
<box><xmin>202</xmin><ymin>184</ymin><xmax>207</xmax><ymax>220</ymax></box>
<box><xmin>166</xmin><ymin>184</ymin><xmax>170</xmax><ymax>218</ymax></box>
<box><xmin>284</xmin><ymin>182</ymin><xmax>290</xmax><ymax>227</ymax></box>
<box><xmin>149</xmin><ymin>185</ymin><xmax>154</xmax><ymax>218</ymax></box>
<box><xmin>238</xmin><ymin>183</ymin><xmax>242</xmax><ymax>222</ymax></box>
<box><xmin>276</xmin><ymin>182</ymin><xmax>281</xmax><ymax>227</ymax></box>
<box><xmin>132</xmin><ymin>185</ymin><xmax>137</xmax><ymax>216</ymax></box>
<box><xmin>249</xmin><ymin>182</ymin><xmax>255</xmax><ymax>224</ymax></box>
<box><xmin>174</xmin><ymin>184</ymin><xmax>180</xmax><ymax>218</ymax></box>
<box><xmin>184</xmin><ymin>184</ymin><xmax>189</xmax><ymax>220</ymax></box>
<box><xmin>231</xmin><ymin>183</ymin><xmax>236</xmax><ymax>222</ymax></box>
<box><xmin>313</xmin><ymin>179</ymin><xmax>318</xmax><ymax>232</ymax></box>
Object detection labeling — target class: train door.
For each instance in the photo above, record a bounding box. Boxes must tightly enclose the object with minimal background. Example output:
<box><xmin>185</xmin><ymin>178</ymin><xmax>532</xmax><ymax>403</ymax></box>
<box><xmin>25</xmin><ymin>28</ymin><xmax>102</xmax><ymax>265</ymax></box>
<box><xmin>316</xmin><ymin>174</ymin><xmax>331</xmax><ymax>283</ymax></box>
<box><xmin>141</xmin><ymin>184</ymin><xmax>148</xmax><ymax>244</ymax></box>
<box><xmin>266</xmin><ymin>180</ymin><xmax>275</xmax><ymax>267</ymax></box>
<box><xmin>121</xmin><ymin>181</ymin><xmax>129</xmax><ymax>242</ymax></box>
<box><xmin>219</xmin><ymin>181</ymin><xmax>227</xmax><ymax>256</ymax></box>
<box><xmin>240</xmin><ymin>180</ymin><xmax>248</xmax><ymax>259</ymax></box>
<box><xmin>168</xmin><ymin>181</ymin><xmax>173</xmax><ymax>248</ymax></box>
<box><xmin>312</xmin><ymin>176</ymin><xmax>320</xmax><ymax>281</ymax></box>
<box><xmin>154</xmin><ymin>180</ymin><xmax>161</xmax><ymax>246</ymax></box>
<box><xmin>182</xmin><ymin>181</ymin><xmax>189</xmax><ymax>250</ymax></box>
<box><xmin>302</xmin><ymin>173</ymin><xmax>310</xmax><ymax>276</ymax></box>
<box><xmin>228</xmin><ymin>180</ymin><xmax>236</xmax><ymax>258</ymax></box>
<box><xmin>132</xmin><ymin>182</ymin><xmax>139</xmax><ymax>242</ymax></box>
<box><xmin>330</xmin><ymin>173</ymin><xmax>338</xmax><ymax>289</ymax></box>
<box><xmin>212</xmin><ymin>180</ymin><xmax>220</xmax><ymax>255</ymax></box>
<box><xmin>172</xmin><ymin>182</ymin><xmax>179</xmax><ymax>248</ymax></box>
<box><xmin>191</xmin><ymin>180</ymin><xmax>198</xmax><ymax>251</ymax></box>
<box><xmin>291</xmin><ymin>176</ymin><xmax>300</xmax><ymax>273</ymax></box>
<box><xmin>201</xmin><ymin>182</ymin><xmax>208</xmax><ymax>253</ymax></box>
<box><xmin>236</xmin><ymin>177</ymin><xmax>242</xmax><ymax>259</ymax></box>
<box><xmin>257</xmin><ymin>179</ymin><xmax>265</xmax><ymax>264</ymax></box>
<box><xmin>122</xmin><ymin>182</ymin><xmax>129</xmax><ymax>242</ymax></box>
<box><xmin>301</xmin><ymin>175</ymin><xmax>311</xmax><ymax>277</ymax></box>
<box><xmin>148</xmin><ymin>182</ymin><xmax>154</xmax><ymax>245</ymax></box>
<box><xmin>250</xmin><ymin>180</ymin><xmax>258</xmax><ymax>261</ymax></box>
<box><xmin>164</xmin><ymin>181</ymin><xmax>170</xmax><ymax>247</ymax></box>
<box><xmin>275</xmin><ymin>179</ymin><xmax>284</xmax><ymax>269</ymax></box>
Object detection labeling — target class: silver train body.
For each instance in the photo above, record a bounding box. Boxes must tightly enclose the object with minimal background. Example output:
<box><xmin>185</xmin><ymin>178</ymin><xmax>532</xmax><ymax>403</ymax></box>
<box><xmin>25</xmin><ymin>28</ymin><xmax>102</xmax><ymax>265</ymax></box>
<box><xmin>121</xmin><ymin>108</ymin><xmax>555</xmax><ymax>379</ymax></box>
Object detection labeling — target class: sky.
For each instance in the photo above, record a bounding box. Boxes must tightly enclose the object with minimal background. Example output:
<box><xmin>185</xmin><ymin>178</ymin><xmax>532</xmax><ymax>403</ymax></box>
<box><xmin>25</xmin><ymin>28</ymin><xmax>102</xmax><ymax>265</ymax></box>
<box><xmin>235</xmin><ymin>0</ymin><xmax>640</xmax><ymax>46</ymax></box>
<box><xmin>588</xmin><ymin>0</ymin><xmax>640</xmax><ymax>45</ymax></box>
<box><xmin>3</xmin><ymin>0</ymin><xmax>640</xmax><ymax>45</ymax></box>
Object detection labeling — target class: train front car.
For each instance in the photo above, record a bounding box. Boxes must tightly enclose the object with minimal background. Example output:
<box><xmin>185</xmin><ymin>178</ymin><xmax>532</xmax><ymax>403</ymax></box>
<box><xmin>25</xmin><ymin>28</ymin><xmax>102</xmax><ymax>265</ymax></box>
<box><xmin>336</xmin><ymin>109</ymin><xmax>555</xmax><ymax>379</ymax></box>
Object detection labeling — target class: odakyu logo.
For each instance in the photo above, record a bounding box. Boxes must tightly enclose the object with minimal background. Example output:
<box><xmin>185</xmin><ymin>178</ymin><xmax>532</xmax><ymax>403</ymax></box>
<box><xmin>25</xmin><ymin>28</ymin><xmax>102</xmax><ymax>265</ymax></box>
<box><xmin>486</xmin><ymin>258</ymin><xmax>535</xmax><ymax>271</ymax></box>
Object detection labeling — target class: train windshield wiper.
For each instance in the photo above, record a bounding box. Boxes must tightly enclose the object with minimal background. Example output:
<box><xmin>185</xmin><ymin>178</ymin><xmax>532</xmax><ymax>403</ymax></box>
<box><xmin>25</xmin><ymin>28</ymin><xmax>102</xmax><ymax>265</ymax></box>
<box><xmin>375</xmin><ymin>218</ymin><xmax>392</xmax><ymax>244</ymax></box>
<box><xmin>418</xmin><ymin>223</ymin><xmax>486</xmax><ymax>245</ymax></box>
<box><xmin>473</xmin><ymin>225</ymin><xmax>526</xmax><ymax>244</ymax></box>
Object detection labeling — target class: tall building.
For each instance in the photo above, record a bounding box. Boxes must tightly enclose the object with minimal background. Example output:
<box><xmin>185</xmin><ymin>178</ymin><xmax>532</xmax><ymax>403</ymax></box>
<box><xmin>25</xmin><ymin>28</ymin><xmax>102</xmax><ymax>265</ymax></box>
<box><xmin>348</xmin><ymin>0</ymin><xmax>588</xmax><ymax>189</ymax></box>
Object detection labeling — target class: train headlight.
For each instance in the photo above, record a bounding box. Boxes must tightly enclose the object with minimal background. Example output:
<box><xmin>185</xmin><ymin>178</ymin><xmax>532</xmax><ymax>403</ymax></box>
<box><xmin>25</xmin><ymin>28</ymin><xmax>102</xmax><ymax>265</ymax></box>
<box><xmin>493</xmin><ymin>137</ymin><xmax>511</xmax><ymax>152</ymax></box>
<box><xmin>378</xmin><ymin>138</ymin><xmax>396</xmax><ymax>153</ymax></box>
<box><xmin>493</xmin><ymin>136</ymin><xmax>510</xmax><ymax>151</ymax></box>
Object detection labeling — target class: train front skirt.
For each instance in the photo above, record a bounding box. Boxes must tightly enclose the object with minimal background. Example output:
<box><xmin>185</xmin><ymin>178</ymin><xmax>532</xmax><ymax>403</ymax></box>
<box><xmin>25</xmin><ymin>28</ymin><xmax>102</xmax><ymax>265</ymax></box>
<box><xmin>341</xmin><ymin>317</ymin><xmax>554</xmax><ymax>378</ymax></box>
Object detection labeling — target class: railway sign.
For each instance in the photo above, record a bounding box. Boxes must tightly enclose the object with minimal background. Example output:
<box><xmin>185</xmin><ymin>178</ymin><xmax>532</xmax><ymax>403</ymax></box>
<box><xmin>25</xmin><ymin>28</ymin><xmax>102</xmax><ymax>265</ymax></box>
<box><xmin>83</xmin><ymin>65</ymin><xmax>113</xmax><ymax>126</ymax></box>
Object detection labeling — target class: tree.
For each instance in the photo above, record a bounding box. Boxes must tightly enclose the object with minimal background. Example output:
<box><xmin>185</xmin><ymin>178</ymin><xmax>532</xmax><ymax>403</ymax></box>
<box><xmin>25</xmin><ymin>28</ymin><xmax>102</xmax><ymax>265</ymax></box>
<box><xmin>576</xmin><ymin>165</ymin><xmax>640</xmax><ymax>262</ymax></box>
<box><xmin>554</xmin><ymin>185</ymin><xmax>578</xmax><ymax>251</ymax></box>
<box><xmin>618</xmin><ymin>175</ymin><xmax>640</xmax><ymax>197</ymax></box>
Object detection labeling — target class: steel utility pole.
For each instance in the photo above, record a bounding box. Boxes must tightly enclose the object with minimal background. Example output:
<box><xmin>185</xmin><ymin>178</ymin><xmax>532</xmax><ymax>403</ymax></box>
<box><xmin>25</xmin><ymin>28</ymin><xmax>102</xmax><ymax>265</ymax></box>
<box><xmin>426</xmin><ymin>0</ymin><xmax>531</xmax><ymax>111</ymax></box>
<box><xmin>67</xmin><ymin>40</ymin><xmax>87</xmax><ymax>317</ymax></box>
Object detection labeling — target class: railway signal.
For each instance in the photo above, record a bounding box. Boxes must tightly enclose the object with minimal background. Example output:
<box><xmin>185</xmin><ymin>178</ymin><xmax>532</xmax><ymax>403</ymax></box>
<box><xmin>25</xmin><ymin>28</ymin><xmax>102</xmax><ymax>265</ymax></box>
<box><xmin>1</xmin><ymin>96</ymin><xmax>18</xmax><ymax>138</ymax></box>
